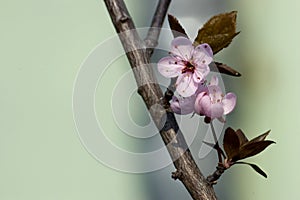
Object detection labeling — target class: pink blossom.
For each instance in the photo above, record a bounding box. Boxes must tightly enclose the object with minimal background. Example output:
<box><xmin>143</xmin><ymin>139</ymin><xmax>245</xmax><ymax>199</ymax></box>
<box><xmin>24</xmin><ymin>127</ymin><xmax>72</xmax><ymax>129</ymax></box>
<box><xmin>170</xmin><ymin>82</ymin><xmax>207</xmax><ymax>115</ymax></box>
<box><xmin>158</xmin><ymin>37</ymin><xmax>213</xmax><ymax>97</ymax></box>
<box><xmin>194</xmin><ymin>76</ymin><xmax>237</xmax><ymax>121</ymax></box>
<box><xmin>170</xmin><ymin>95</ymin><xmax>196</xmax><ymax>115</ymax></box>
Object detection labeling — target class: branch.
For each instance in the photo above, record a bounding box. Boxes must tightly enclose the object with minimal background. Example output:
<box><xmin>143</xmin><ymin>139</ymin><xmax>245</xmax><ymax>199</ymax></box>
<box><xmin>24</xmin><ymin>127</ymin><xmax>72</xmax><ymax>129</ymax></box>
<box><xmin>144</xmin><ymin>0</ymin><xmax>171</xmax><ymax>55</ymax></box>
<box><xmin>103</xmin><ymin>0</ymin><xmax>217</xmax><ymax>199</ymax></box>
<box><xmin>206</xmin><ymin>164</ymin><xmax>226</xmax><ymax>185</ymax></box>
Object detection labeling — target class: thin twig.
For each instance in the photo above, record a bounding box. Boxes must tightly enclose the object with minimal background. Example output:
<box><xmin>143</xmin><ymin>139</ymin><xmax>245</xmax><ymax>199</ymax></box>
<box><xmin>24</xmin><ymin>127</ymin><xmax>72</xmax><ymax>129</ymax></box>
<box><xmin>210</xmin><ymin>122</ymin><xmax>222</xmax><ymax>163</ymax></box>
<box><xmin>206</xmin><ymin>122</ymin><xmax>227</xmax><ymax>184</ymax></box>
<box><xmin>103</xmin><ymin>0</ymin><xmax>217</xmax><ymax>199</ymax></box>
<box><xmin>206</xmin><ymin>164</ymin><xmax>226</xmax><ymax>185</ymax></box>
<box><xmin>145</xmin><ymin>0</ymin><xmax>171</xmax><ymax>55</ymax></box>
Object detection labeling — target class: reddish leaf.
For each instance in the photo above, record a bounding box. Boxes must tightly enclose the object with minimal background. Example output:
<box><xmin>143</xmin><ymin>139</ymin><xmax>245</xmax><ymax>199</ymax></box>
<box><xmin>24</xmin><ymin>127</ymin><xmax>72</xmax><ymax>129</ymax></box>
<box><xmin>236</xmin><ymin>129</ymin><xmax>248</xmax><ymax>146</ymax></box>
<box><xmin>194</xmin><ymin>11</ymin><xmax>239</xmax><ymax>54</ymax></box>
<box><xmin>212</xmin><ymin>62</ymin><xmax>241</xmax><ymax>77</ymax></box>
<box><xmin>235</xmin><ymin>162</ymin><xmax>267</xmax><ymax>178</ymax></box>
<box><xmin>223</xmin><ymin>127</ymin><xmax>240</xmax><ymax>160</ymax></box>
<box><xmin>168</xmin><ymin>14</ymin><xmax>189</xmax><ymax>38</ymax></box>
<box><xmin>223</xmin><ymin>128</ymin><xmax>275</xmax><ymax>163</ymax></box>
<box><xmin>246</xmin><ymin>130</ymin><xmax>271</xmax><ymax>145</ymax></box>
<box><xmin>238</xmin><ymin>140</ymin><xmax>275</xmax><ymax>161</ymax></box>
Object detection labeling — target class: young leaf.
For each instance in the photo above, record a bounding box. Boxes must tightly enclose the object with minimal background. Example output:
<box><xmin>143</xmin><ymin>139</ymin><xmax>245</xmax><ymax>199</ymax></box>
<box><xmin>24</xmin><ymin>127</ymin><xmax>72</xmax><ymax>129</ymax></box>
<box><xmin>238</xmin><ymin>140</ymin><xmax>275</xmax><ymax>160</ymax></box>
<box><xmin>236</xmin><ymin>129</ymin><xmax>248</xmax><ymax>146</ymax></box>
<box><xmin>223</xmin><ymin>128</ymin><xmax>275</xmax><ymax>162</ymax></box>
<box><xmin>194</xmin><ymin>11</ymin><xmax>239</xmax><ymax>54</ymax></box>
<box><xmin>246</xmin><ymin>130</ymin><xmax>271</xmax><ymax>145</ymax></box>
<box><xmin>168</xmin><ymin>14</ymin><xmax>189</xmax><ymax>38</ymax></box>
<box><xmin>212</xmin><ymin>62</ymin><xmax>241</xmax><ymax>77</ymax></box>
<box><xmin>223</xmin><ymin>127</ymin><xmax>240</xmax><ymax>160</ymax></box>
<box><xmin>235</xmin><ymin>162</ymin><xmax>267</xmax><ymax>178</ymax></box>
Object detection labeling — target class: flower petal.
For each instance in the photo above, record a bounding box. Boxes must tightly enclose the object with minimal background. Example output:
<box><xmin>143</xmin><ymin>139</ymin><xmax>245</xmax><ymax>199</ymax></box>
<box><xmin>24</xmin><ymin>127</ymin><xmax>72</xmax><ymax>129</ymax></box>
<box><xmin>176</xmin><ymin>73</ymin><xmax>198</xmax><ymax>97</ymax></box>
<box><xmin>207</xmin><ymin>85</ymin><xmax>223</xmax><ymax>101</ymax></box>
<box><xmin>170</xmin><ymin>95</ymin><xmax>195</xmax><ymax>115</ymax></box>
<box><xmin>195</xmin><ymin>93</ymin><xmax>224</xmax><ymax>119</ymax></box>
<box><xmin>170</xmin><ymin>96</ymin><xmax>181</xmax><ymax>114</ymax></box>
<box><xmin>193</xmin><ymin>64</ymin><xmax>210</xmax><ymax>83</ymax></box>
<box><xmin>222</xmin><ymin>92</ymin><xmax>237</xmax><ymax>115</ymax></box>
<box><xmin>194</xmin><ymin>92</ymin><xmax>207</xmax><ymax>114</ymax></box>
<box><xmin>209</xmin><ymin>75</ymin><xmax>219</xmax><ymax>86</ymax></box>
<box><xmin>209</xmin><ymin>103</ymin><xmax>224</xmax><ymax>119</ymax></box>
<box><xmin>196</xmin><ymin>83</ymin><xmax>208</xmax><ymax>95</ymax></box>
<box><xmin>196</xmin><ymin>43</ymin><xmax>213</xmax><ymax>57</ymax></box>
<box><xmin>193</xmin><ymin>44</ymin><xmax>213</xmax><ymax>66</ymax></box>
<box><xmin>157</xmin><ymin>57</ymin><xmax>184</xmax><ymax>78</ymax></box>
<box><xmin>171</xmin><ymin>37</ymin><xmax>194</xmax><ymax>60</ymax></box>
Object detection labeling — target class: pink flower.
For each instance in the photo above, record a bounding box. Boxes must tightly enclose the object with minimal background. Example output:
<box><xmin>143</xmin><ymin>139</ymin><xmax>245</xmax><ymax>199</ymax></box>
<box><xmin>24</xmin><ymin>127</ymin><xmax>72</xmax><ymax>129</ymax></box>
<box><xmin>158</xmin><ymin>37</ymin><xmax>213</xmax><ymax>97</ymax></box>
<box><xmin>194</xmin><ymin>76</ymin><xmax>237</xmax><ymax>121</ymax></box>
<box><xmin>170</xmin><ymin>81</ymin><xmax>207</xmax><ymax>115</ymax></box>
<box><xmin>170</xmin><ymin>95</ymin><xmax>196</xmax><ymax>115</ymax></box>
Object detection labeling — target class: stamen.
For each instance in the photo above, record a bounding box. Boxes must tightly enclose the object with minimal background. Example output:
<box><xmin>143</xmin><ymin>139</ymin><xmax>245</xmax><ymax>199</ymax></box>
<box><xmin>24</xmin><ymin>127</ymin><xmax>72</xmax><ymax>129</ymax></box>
<box><xmin>182</xmin><ymin>61</ymin><xmax>195</xmax><ymax>74</ymax></box>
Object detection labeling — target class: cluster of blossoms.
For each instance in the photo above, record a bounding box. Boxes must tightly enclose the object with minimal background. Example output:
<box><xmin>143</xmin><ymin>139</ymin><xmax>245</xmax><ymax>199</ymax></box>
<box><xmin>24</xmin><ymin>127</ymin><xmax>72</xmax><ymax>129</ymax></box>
<box><xmin>158</xmin><ymin>37</ymin><xmax>236</xmax><ymax>122</ymax></box>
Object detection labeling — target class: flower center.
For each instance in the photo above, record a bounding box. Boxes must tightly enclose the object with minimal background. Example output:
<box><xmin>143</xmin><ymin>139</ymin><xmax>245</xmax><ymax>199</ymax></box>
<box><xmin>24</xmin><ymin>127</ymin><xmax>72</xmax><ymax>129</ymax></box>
<box><xmin>181</xmin><ymin>61</ymin><xmax>195</xmax><ymax>74</ymax></box>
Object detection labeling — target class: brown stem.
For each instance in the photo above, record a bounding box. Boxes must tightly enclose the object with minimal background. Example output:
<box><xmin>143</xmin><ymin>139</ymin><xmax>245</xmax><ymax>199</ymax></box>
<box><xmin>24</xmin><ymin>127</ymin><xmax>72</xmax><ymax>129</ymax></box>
<box><xmin>103</xmin><ymin>0</ymin><xmax>217</xmax><ymax>199</ymax></box>
<box><xmin>206</xmin><ymin>164</ymin><xmax>227</xmax><ymax>185</ymax></box>
<box><xmin>210</xmin><ymin>122</ymin><xmax>223</xmax><ymax>163</ymax></box>
<box><xmin>144</xmin><ymin>0</ymin><xmax>171</xmax><ymax>56</ymax></box>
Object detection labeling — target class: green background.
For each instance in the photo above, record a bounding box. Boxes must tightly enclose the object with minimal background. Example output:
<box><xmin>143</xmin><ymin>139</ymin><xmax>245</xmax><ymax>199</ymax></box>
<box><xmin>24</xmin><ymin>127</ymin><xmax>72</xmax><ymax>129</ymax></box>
<box><xmin>0</xmin><ymin>0</ymin><xmax>299</xmax><ymax>199</ymax></box>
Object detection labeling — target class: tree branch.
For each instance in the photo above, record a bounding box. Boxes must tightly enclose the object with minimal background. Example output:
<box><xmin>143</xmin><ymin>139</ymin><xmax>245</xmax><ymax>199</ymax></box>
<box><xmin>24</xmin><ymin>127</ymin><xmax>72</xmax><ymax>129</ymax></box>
<box><xmin>144</xmin><ymin>0</ymin><xmax>171</xmax><ymax>55</ymax></box>
<box><xmin>103</xmin><ymin>0</ymin><xmax>217</xmax><ymax>199</ymax></box>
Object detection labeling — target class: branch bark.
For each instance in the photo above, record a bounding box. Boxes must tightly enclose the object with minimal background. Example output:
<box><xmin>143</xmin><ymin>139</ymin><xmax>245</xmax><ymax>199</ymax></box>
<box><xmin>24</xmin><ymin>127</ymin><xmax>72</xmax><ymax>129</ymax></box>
<box><xmin>103</xmin><ymin>0</ymin><xmax>217</xmax><ymax>199</ymax></box>
<box><xmin>144</xmin><ymin>0</ymin><xmax>171</xmax><ymax>56</ymax></box>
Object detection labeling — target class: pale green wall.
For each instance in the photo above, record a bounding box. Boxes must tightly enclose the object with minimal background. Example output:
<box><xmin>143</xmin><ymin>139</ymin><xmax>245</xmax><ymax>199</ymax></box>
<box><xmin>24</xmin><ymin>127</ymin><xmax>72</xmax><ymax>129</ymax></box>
<box><xmin>0</xmin><ymin>1</ymin><xmax>149</xmax><ymax>199</ymax></box>
<box><xmin>221</xmin><ymin>0</ymin><xmax>300</xmax><ymax>199</ymax></box>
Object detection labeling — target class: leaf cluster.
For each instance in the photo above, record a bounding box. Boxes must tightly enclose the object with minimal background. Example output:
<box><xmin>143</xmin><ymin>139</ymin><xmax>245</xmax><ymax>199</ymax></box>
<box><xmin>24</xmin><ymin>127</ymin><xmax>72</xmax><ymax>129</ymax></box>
<box><xmin>223</xmin><ymin>128</ymin><xmax>275</xmax><ymax>177</ymax></box>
